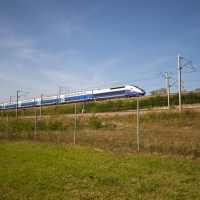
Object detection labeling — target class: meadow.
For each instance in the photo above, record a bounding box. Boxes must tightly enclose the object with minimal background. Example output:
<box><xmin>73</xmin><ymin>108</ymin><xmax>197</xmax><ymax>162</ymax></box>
<box><xmin>0</xmin><ymin>110</ymin><xmax>200</xmax><ymax>157</ymax></box>
<box><xmin>0</xmin><ymin>141</ymin><xmax>200</xmax><ymax>199</ymax></box>
<box><xmin>1</xmin><ymin>105</ymin><xmax>200</xmax><ymax>199</ymax></box>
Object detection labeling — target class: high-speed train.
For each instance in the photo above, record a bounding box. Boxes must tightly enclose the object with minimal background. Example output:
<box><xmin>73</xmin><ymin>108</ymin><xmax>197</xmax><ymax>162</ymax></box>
<box><xmin>0</xmin><ymin>85</ymin><xmax>145</xmax><ymax>110</ymax></box>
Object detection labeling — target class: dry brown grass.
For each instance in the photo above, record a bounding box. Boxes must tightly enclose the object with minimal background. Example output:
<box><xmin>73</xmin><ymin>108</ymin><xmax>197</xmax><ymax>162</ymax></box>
<box><xmin>75</xmin><ymin>111</ymin><xmax>200</xmax><ymax>156</ymax></box>
<box><xmin>1</xmin><ymin>110</ymin><xmax>200</xmax><ymax>157</ymax></box>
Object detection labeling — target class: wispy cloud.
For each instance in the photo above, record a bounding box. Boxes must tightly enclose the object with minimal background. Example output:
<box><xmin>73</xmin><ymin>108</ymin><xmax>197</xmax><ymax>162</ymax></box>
<box><xmin>39</xmin><ymin>67</ymin><xmax>102</xmax><ymax>92</ymax></box>
<box><xmin>67</xmin><ymin>8</ymin><xmax>97</xmax><ymax>25</ymax></box>
<box><xmin>1</xmin><ymin>37</ymin><xmax>33</xmax><ymax>49</ymax></box>
<box><xmin>52</xmin><ymin>6</ymin><xmax>98</xmax><ymax>37</ymax></box>
<box><xmin>0</xmin><ymin>24</ymin><xmax>34</xmax><ymax>49</ymax></box>
<box><xmin>0</xmin><ymin>72</ymin><xmax>15</xmax><ymax>83</ymax></box>
<box><xmin>138</xmin><ymin>56</ymin><xmax>173</xmax><ymax>70</ymax></box>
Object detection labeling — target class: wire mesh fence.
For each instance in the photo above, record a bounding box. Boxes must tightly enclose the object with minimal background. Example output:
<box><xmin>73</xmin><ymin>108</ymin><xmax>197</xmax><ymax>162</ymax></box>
<box><xmin>0</xmin><ymin>95</ymin><xmax>200</xmax><ymax>157</ymax></box>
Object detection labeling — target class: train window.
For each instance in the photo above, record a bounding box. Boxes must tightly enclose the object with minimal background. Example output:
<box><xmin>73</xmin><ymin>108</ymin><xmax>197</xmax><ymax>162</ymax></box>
<box><xmin>110</xmin><ymin>86</ymin><xmax>125</xmax><ymax>90</ymax></box>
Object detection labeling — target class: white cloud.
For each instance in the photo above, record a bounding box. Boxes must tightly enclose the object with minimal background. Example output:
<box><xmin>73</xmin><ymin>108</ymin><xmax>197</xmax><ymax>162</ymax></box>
<box><xmin>0</xmin><ymin>37</ymin><xmax>33</xmax><ymax>49</ymax></box>
<box><xmin>39</xmin><ymin>67</ymin><xmax>102</xmax><ymax>92</ymax></box>
<box><xmin>0</xmin><ymin>25</ymin><xmax>34</xmax><ymax>49</ymax></box>
<box><xmin>0</xmin><ymin>72</ymin><xmax>15</xmax><ymax>83</ymax></box>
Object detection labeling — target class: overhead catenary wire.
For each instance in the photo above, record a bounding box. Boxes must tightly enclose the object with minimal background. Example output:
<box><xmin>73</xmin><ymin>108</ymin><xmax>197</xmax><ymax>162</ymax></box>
<box><xmin>1</xmin><ymin>60</ymin><xmax>200</xmax><ymax>103</ymax></box>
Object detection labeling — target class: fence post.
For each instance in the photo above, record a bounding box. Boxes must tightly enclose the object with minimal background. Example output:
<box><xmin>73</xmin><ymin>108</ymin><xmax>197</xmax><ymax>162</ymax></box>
<box><xmin>137</xmin><ymin>97</ymin><xmax>140</xmax><ymax>152</ymax></box>
<box><xmin>34</xmin><ymin>107</ymin><xmax>37</xmax><ymax>141</ymax></box>
<box><xmin>6</xmin><ymin>114</ymin><xmax>8</xmax><ymax>140</ymax></box>
<box><xmin>2</xmin><ymin>104</ymin><xmax>4</xmax><ymax>117</ymax></box>
<box><xmin>74</xmin><ymin>103</ymin><xmax>77</xmax><ymax>144</ymax></box>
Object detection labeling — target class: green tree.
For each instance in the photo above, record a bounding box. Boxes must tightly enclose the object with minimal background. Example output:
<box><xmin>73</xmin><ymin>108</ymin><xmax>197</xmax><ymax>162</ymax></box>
<box><xmin>195</xmin><ymin>88</ymin><xmax>200</xmax><ymax>91</ymax></box>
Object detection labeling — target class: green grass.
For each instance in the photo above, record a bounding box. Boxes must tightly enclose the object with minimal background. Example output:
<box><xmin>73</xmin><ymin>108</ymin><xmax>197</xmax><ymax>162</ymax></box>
<box><xmin>0</xmin><ymin>141</ymin><xmax>200</xmax><ymax>199</ymax></box>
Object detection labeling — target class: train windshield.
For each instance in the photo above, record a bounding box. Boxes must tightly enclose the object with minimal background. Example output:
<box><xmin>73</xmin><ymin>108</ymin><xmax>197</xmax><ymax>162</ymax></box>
<box><xmin>131</xmin><ymin>85</ymin><xmax>146</xmax><ymax>94</ymax></box>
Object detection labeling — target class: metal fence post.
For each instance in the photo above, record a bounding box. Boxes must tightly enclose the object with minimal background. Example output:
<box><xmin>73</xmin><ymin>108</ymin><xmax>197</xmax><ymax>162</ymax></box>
<box><xmin>34</xmin><ymin>107</ymin><xmax>37</xmax><ymax>141</ymax></box>
<box><xmin>6</xmin><ymin>114</ymin><xmax>8</xmax><ymax>140</ymax></box>
<box><xmin>2</xmin><ymin>104</ymin><xmax>4</xmax><ymax>117</ymax></box>
<box><xmin>74</xmin><ymin>103</ymin><xmax>77</xmax><ymax>144</ymax></box>
<box><xmin>137</xmin><ymin>97</ymin><xmax>140</xmax><ymax>152</ymax></box>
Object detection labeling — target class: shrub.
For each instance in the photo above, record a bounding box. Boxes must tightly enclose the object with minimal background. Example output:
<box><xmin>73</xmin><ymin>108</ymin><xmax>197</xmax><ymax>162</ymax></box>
<box><xmin>88</xmin><ymin>116</ymin><xmax>102</xmax><ymax>129</ymax></box>
<box><xmin>37</xmin><ymin>120</ymin><xmax>48</xmax><ymax>131</ymax></box>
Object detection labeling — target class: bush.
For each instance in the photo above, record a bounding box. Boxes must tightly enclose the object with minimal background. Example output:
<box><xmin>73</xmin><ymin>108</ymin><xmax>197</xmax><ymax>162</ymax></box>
<box><xmin>37</xmin><ymin>120</ymin><xmax>48</xmax><ymax>131</ymax></box>
<box><xmin>88</xmin><ymin>116</ymin><xmax>102</xmax><ymax>129</ymax></box>
<box><xmin>8</xmin><ymin>118</ymin><xmax>33</xmax><ymax>133</ymax></box>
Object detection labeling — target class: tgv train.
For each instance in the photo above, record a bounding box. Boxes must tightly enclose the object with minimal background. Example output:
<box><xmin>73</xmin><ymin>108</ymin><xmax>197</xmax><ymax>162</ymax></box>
<box><xmin>0</xmin><ymin>85</ymin><xmax>145</xmax><ymax>110</ymax></box>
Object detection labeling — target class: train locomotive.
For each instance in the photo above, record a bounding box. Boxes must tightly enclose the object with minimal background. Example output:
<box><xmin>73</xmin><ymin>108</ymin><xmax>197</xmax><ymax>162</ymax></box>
<box><xmin>0</xmin><ymin>85</ymin><xmax>145</xmax><ymax>110</ymax></box>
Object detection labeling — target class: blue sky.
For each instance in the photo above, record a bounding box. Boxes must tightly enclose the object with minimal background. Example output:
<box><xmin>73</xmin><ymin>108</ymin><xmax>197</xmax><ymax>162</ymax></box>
<box><xmin>0</xmin><ymin>0</ymin><xmax>200</xmax><ymax>102</ymax></box>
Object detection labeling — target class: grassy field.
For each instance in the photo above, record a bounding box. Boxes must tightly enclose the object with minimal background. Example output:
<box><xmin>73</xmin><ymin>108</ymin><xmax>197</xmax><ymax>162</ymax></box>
<box><xmin>0</xmin><ymin>141</ymin><xmax>200</xmax><ymax>199</ymax></box>
<box><xmin>1</xmin><ymin>110</ymin><xmax>200</xmax><ymax>157</ymax></box>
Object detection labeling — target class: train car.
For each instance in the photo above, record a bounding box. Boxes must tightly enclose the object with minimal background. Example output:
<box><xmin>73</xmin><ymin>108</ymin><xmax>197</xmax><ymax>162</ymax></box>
<box><xmin>125</xmin><ymin>85</ymin><xmax>146</xmax><ymax>96</ymax></box>
<box><xmin>20</xmin><ymin>98</ymin><xmax>35</xmax><ymax>107</ymax></box>
<box><xmin>93</xmin><ymin>85</ymin><xmax>145</xmax><ymax>100</ymax></box>
<box><xmin>10</xmin><ymin>101</ymin><xmax>17</xmax><ymax>109</ymax></box>
<box><xmin>42</xmin><ymin>95</ymin><xmax>58</xmax><ymax>105</ymax></box>
<box><xmin>1</xmin><ymin>101</ymin><xmax>17</xmax><ymax>109</ymax></box>
<box><xmin>62</xmin><ymin>90</ymin><xmax>93</xmax><ymax>103</ymax></box>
